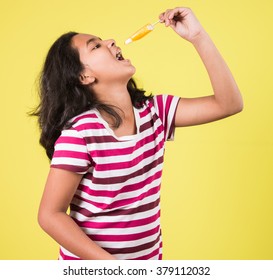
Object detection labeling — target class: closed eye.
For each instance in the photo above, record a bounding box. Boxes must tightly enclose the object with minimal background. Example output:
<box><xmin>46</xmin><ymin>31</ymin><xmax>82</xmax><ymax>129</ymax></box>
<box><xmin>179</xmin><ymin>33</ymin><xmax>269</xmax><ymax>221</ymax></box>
<box><xmin>86</xmin><ymin>37</ymin><xmax>103</xmax><ymax>51</ymax></box>
<box><xmin>92</xmin><ymin>43</ymin><xmax>101</xmax><ymax>50</ymax></box>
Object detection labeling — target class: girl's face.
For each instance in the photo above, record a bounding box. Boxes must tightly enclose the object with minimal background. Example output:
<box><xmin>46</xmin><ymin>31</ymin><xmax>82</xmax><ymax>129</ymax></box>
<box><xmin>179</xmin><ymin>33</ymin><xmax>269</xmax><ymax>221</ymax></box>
<box><xmin>72</xmin><ymin>33</ymin><xmax>136</xmax><ymax>85</ymax></box>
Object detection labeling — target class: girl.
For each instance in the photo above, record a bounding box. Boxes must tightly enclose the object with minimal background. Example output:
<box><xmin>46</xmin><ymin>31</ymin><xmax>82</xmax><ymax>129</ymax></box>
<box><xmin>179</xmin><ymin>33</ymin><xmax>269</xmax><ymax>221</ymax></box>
<box><xmin>35</xmin><ymin>7</ymin><xmax>243</xmax><ymax>260</ymax></box>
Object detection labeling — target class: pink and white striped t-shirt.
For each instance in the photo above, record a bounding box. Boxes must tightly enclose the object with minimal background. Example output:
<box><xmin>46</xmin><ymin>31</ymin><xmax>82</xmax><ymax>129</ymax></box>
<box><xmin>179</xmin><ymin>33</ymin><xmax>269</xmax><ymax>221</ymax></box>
<box><xmin>51</xmin><ymin>94</ymin><xmax>180</xmax><ymax>260</ymax></box>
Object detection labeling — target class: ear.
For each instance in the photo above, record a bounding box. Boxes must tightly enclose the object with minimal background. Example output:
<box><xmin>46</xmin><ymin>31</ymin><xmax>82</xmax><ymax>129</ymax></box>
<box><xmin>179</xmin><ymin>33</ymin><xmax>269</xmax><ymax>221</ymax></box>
<box><xmin>79</xmin><ymin>73</ymin><xmax>96</xmax><ymax>85</ymax></box>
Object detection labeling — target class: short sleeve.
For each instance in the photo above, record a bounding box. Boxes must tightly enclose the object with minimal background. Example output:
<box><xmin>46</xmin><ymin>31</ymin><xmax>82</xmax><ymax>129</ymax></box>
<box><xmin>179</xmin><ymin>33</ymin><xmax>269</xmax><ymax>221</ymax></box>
<box><xmin>50</xmin><ymin>127</ymin><xmax>92</xmax><ymax>174</ymax></box>
<box><xmin>153</xmin><ymin>95</ymin><xmax>180</xmax><ymax>141</ymax></box>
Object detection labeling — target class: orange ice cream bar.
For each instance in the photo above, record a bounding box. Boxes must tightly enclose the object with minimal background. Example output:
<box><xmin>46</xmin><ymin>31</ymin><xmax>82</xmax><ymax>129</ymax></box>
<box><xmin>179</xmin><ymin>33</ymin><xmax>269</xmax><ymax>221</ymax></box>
<box><xmin>125</xmin><ymin>20</ymin><xmax>160</xmax><ymax>44</ymax></box>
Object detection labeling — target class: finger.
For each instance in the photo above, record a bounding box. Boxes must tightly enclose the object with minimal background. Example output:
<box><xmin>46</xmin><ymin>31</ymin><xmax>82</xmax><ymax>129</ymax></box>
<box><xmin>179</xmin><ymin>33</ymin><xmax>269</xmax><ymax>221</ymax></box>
<box><xmin>165</xmin><ymin>9</ymin><xmax>174</xmax><ymax>26</ymax></box>
<box><xmin>159</xmin><ymin>12</ymin><xmax>165</xmax><ymax>20</ymax></box>
<box><xmin>159</xmin><ymin>13</ymin><xmax>165</xmax><ymax>23</ymax></box>
<box><xmin>167</xmin><ymin>7</ymin><xmax>184</xmax><ymax>22</ymax></box>
<box><xmin>165</xmin><ymin>8</ymin><xmax>183</xmax><ymax>27</ymax></box>
<box><xmin>159</xmin><ymin>9</ymin><xmax>172</xmax><ymax>26</ymax></box>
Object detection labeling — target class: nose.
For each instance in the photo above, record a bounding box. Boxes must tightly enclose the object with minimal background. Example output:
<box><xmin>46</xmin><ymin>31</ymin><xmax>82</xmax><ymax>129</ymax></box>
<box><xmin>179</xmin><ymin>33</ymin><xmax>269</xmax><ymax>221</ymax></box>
<box><xmin>105</xmin><ymin>39</ymin><xmax>116</xmax><ymax>48</ymax></box>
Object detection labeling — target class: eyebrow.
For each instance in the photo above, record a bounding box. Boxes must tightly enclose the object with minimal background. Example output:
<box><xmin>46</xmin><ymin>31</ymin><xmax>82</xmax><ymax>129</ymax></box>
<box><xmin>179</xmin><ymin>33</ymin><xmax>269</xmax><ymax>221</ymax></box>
<box><xmin>86</xmin><ymin>37</ymin><xmax>102</xmax><ymax>46</ymax></box>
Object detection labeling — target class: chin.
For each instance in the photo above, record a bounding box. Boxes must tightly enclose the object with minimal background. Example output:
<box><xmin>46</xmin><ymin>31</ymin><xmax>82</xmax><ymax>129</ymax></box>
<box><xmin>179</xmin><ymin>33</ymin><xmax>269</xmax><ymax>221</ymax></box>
<box><xmin>129</xmin><ymin>64</ymin><xmax>136</xmax><ymax>76</ymax></box>
<box><xmin>124</xmin><ymin>66</ymin><xmax>136</xmax><ymax>81</ymax></box>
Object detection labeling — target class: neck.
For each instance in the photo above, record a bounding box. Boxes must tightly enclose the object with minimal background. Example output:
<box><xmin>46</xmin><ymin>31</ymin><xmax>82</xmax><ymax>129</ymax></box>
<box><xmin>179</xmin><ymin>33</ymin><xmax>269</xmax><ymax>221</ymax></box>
<box><xmin>90</xmin><ymin>82</ymin><xmax>135</xmax><ymax>129</ymax></box>
<box><xmin>91</xmin><ymin>82</ymin><xmax>133</xmax><ymax>115</ymax></box>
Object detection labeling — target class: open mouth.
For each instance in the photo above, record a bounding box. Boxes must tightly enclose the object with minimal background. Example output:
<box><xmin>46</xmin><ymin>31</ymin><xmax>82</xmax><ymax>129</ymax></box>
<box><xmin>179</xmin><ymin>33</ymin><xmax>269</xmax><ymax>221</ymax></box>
<box><xmin>116</xmin><ymin>51</ymin><xmax>124</xmax><ymax>61</ymax></box>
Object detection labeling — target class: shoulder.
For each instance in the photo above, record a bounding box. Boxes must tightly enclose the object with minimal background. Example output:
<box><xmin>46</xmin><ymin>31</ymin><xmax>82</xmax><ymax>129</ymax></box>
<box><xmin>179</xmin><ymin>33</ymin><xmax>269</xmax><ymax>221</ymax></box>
<box><xmin>70</xmin><ymin>110</ymin><xmax>97</xmax><ymax>126</ymax></box>
<box><xmin>56</xmin><ymin>109</ymin><xmax>102</xmax><ymax>143</ymax></box>
<box><xmin>144</xmin><ymin>94</ymin><xmax>166</xmax><ymax>108</ymax></box>
<box><xmin>146</xmin><ymin>94</ymin><xmax>180</xmax><ymax>110</ymax></box>
<box><xmin>68</xmin><ymin>110</ymin><xmax>103</xmax><ymax>133</ymax></box>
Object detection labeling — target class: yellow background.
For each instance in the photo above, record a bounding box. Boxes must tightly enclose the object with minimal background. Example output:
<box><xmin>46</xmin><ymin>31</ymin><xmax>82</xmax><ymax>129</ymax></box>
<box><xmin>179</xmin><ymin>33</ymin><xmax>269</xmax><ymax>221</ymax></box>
<box><xmin>1</xmin><ymin>0</ymin><xmax>272</xmax><ymax>260</ymax></box>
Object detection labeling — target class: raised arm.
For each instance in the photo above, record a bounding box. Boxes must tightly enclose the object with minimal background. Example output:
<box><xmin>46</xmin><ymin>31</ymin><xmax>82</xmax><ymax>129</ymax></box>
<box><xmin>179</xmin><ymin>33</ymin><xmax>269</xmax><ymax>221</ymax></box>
<box><xmin>38</xmin><ymin>168</ymin><xmax>117</xmax><ymax>260</ymax></box>
<box><xmin>159</xmin><ymin>7</ymin><xmax>243</xmax><ymax>127</ymax></box>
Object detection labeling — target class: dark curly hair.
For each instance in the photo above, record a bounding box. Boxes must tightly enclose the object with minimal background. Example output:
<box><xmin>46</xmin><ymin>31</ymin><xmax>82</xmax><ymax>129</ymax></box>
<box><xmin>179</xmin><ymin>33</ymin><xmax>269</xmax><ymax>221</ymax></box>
<box><xmin>31</xmin><ymin>32</ymin><xmax>152</xmax><ymax>160</ymax></box>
